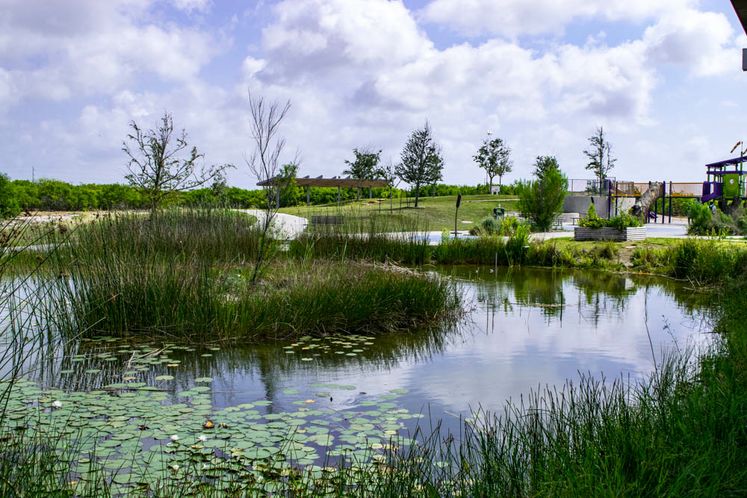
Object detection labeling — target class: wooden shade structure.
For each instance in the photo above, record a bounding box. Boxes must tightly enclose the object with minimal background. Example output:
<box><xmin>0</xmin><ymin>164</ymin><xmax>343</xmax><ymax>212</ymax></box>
<box><xmin>257</xmin><ymin>175</ymin><xmax>389</xmax><ymax>188</ymax></box>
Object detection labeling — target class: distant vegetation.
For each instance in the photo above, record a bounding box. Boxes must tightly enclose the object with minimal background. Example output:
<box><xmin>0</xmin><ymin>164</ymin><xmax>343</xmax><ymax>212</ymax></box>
<box><xmin>0</xmin><ymin>174</ymin><xmax>515</xmax><ymax>218</ymax></box>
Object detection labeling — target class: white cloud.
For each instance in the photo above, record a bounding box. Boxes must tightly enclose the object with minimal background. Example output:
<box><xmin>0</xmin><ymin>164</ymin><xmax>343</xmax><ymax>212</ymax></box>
<box><xmin>0</xmin><ymin>0</ymin><xmax>217</xmax><ymax>107</ymax></box>
<box><xmin>261</xmin><ymin>0</ymin><xmax>432</xmax><ymax>79</ymax></box>
<box><xmin>642</xmin><ymin>8</ymin><xmax>736</xmax><ymax>76</ymax></box>
<box><xmin>237</xmin><ymin>0</ymin><xmax>664</xmax><ymax>183</ymax></box>
<box><xmin>420</xmin><ymin>0</ymin><xmax>696</xmax><ymax>38</ymax></box>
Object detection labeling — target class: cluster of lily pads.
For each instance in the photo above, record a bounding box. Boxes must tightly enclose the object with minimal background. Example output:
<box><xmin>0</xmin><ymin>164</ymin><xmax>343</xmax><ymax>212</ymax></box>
<box><xmin>282</xmin><ymin>334</ymin><xmax>377</xmax><ymax>360</ymax></box>
<box><xmin>1</xmin><ymin>333</ymin><xmax>424</xmax><ymax>495</ymax></box>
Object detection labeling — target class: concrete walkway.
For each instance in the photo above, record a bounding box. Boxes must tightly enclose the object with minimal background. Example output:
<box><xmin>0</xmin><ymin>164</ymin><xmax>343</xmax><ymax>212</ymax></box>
<box><xmin>239</xmin><ymin>210</ymin><xmax>308</xmax><ymax>240</ymax></box>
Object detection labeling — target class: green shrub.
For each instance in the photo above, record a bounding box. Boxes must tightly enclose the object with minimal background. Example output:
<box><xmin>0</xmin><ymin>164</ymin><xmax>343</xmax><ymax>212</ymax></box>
<box><xmin>470</xmin><ymin>216</ymin><xmax>525</xmax><ymax>237</ymax></box>
<box><xmin>579</xmin><ymin>204</ymin><xmax>641</xmax><ymax>230</ymax></box>
<box><xmin>474</xmin><ymin>216</ymin><xmax>499</xmax><ymax>236</ymax></box>
<box><xmin>607</xmin><ymin>212</ymin><xmax>642</xmax><ymax>230</ymax></box>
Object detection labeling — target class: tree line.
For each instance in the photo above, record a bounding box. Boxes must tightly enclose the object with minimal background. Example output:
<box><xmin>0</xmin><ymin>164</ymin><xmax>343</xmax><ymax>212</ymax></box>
<box><xmin>0</xmin><ymin>101</ymin><xmax>615</xmax><ymax>220</ymax></box>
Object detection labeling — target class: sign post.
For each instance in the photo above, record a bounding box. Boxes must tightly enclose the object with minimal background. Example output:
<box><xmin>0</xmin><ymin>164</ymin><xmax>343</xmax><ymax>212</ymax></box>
<box><xmin>454</xmin><ymin>193</ymin><xmax>462</xmax><ymax>239</ymax></box>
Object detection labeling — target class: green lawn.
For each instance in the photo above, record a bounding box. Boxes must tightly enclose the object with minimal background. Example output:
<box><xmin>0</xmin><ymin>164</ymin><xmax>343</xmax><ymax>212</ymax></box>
<box><xmin>279</xmin><ymin>194</ymin><xmax>519</xmax><ymax>232</ymax></box>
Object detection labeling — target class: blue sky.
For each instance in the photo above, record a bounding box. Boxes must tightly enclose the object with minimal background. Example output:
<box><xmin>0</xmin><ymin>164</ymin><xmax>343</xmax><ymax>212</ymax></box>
<box><xmin>1</xmin><ymin>0</ymin><xmax>745</xmax><ymax>188</ymax></box>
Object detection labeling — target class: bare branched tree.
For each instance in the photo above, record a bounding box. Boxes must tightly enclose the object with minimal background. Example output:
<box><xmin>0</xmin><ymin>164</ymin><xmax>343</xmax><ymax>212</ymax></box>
<box><xmin>246</xmin><ymin>92</ymin><xmax>291</xmax><ymax>283</ymax></box>
<box><xmin>123</xmin><ymin>112</ymin><xmax>233</xmax><ymax>214</ymax></box>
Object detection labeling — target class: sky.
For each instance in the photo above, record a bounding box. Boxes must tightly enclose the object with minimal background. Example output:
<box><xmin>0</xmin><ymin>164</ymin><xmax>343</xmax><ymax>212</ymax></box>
<box><xmin>1</xmin><ymin>0</ymin><xmax>746</xmax><ymax>188</ymax></box>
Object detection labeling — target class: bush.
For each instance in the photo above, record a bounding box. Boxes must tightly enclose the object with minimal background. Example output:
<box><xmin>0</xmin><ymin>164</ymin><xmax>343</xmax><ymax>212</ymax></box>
<box><xmin>470</xmin><ymin>216</ymin><xmax>526</xmax><ymax>237</ymax></box>
<box><xmin>686</xmin><ymin>202</ymin><xmax>744</xmax><ymax>236</ymax></box>
<box><xmin>579</xmin><ymin>204</ymin><xmax>641</xmax><ymax>230</ymax></box>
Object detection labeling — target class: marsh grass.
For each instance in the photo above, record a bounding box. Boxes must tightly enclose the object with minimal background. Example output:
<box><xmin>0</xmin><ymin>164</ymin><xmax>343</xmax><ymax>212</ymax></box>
<box><xmin>57</xmin><ymin>256</ymin><xmax>460</xmax><ymax>341</ymax></box>
<box><xmin>63</xmin><ymin>209</ymin><xmax>263</xmax><ymax>264</ymax></box>
<box><xmin>632</xmin><ymin>238</ymin><xmax>747</xmax><ymax>284</ymax></box>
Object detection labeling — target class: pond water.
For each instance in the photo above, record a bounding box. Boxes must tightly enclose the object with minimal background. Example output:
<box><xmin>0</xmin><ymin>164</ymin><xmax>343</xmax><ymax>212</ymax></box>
<box><xmin>0</xmin><ymin>268</ymin><xmax>715</xmax><ymax>491</ymax></box>
<box><xmin>13</xmin><ymin>268</ymin><xmax>713</xmax><ymax>424</ymax></box>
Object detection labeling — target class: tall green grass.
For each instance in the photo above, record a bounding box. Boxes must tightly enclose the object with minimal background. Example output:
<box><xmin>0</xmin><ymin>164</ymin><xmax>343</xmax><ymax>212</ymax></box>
<box><xmin>633</xmin><ymin>238</ymin><xmax>747</xmax><ymax>284</ymax></box>
<box><xmin>56</xmin><ymin>255</ymin><xmax>460</xmax><ymax>341</ymax></box>
<box><xmin>61</xmin><ymin>209</ymin><xmax>263</xmax><ymax>264</ymax></box>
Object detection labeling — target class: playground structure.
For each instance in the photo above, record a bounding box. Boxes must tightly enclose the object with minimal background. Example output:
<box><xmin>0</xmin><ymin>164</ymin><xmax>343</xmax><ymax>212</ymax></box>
<box><xmin>701</xmin><ymin>155</ymin><xmax>747</xmax><ymax>209</ymax></box>
<box><xmin>566</xmin><ymin>178</ymin><xmax>702</xmax><ymax>223</ymax></box>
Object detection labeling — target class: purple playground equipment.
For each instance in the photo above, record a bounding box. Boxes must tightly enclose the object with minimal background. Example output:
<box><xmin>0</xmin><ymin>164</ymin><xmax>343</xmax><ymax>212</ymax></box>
<box><xmin>702</xmin><ymin>155</ymin><xmax>747</xmax><ymax>204</ymax></box>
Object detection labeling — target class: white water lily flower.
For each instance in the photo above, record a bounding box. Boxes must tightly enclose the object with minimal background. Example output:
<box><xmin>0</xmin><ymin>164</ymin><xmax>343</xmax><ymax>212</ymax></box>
<box><xmin>51</xmin><ymin>400</ymin><xmax>62</xmax><ymax>409</ymax></box>
<box><xmin>170</xmin><ymin>464</ymin><xmax>179</xmax><ymax>472</ymax></box>
<box><xmin>197</xmin><ymin>435</ymin><xmax>207</xmax><ymax>442</ymax></box>
<box><xmin>170</xmin><ymin>434</ymin><xmax>180</xmax><ymax>441</ymax></box>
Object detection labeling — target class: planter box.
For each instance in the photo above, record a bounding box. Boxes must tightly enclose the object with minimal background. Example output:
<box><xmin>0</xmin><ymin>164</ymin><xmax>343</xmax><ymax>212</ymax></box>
<box><xmin>574</xmin><ymin>226</ymin><xmax>647</xmax><ymax>242</ymax></box>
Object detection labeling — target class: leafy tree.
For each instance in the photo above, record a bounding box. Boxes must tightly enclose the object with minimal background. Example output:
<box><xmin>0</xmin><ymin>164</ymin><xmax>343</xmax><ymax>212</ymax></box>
<box><xmin>123</xmin><ymin>112</ymin><xmax>233</xmax><ymax>214</ymax></box>
<box><xmin>473</xmin><ymin>136</ymin><xmax>512</xmax><ymax>191</ymax></box>
<box><xmin>278</xmin><ymin>162</ymin><xmax>302</xmax><ymax>207</ymax></box>
<box><xmin>0</xmin><ymin>173</ymin><xmax>20</xmax><ymax>218</ymax></box>
<box><xmin>517</xmin><ymin>156</ymin><xmax>568</xmax><ymax>231</ymax></box>
<box><xmin>583</xmin><ymin>126</ymin><xmax>616</xmax><ymax>192</ymax></box>
<box><xmin>395</xmin><ymin>122</ymin><xmax>444</xmax><ymax>208</ymax></box>
<box><xmin>344</xmin><ymin>148</ymin><xmax>382</xmax><ymax>200</ymax></box>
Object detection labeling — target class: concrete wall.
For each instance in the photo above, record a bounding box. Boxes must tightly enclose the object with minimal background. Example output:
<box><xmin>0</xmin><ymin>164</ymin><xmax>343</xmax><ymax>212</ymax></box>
<box><xmin>563</xmin><ymin>194</ymin><xmax>610</xmax><ymax>218</ymax></box>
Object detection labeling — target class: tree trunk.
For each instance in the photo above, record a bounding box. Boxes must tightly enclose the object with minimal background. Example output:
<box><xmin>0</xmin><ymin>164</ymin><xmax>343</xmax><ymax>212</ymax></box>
<box><xmin>414</xmin><ymin>183</ymin><xmax>420</xmax><ymax>208</ymax></box>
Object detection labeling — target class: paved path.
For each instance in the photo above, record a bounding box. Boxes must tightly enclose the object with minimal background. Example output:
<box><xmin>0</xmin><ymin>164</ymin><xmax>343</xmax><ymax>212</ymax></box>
<box><xmin>239</xmin><ymin>210</ymin><xmax>308</xmax><ymax>240</ymax></box>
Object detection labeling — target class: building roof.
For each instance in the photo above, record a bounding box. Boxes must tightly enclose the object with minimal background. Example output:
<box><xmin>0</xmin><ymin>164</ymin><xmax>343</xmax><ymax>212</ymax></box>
<box><xmin>257</xmin><ymin>175</ymin><xmax>389</xmax><ymax>188</ymax></box>
<box><xmin>732</xmin><ymin>1</ymin><xmax>747</xmax><ymax>34</ymax></box>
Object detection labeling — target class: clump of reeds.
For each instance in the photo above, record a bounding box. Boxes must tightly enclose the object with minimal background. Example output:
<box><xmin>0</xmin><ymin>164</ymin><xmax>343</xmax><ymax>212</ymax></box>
<box><xmin>64</xmin><ymin>208</ymin><xmax>264</xmax><ymax>264</ymax></box>
<box><xmin>57</xmin><ymin>247</ymin><xmax>461</xmax><ymax>341</ymax></box>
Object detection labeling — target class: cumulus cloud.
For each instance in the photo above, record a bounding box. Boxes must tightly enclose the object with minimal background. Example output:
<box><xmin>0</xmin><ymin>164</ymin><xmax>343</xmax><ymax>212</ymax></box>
<box><xmin>260</xmin><ymin>0</ymin><xmax>432</xmax><ymax>79</ymax></box>
<box><xmin>0</xmin><ymin>0</ymin><xmax>217</xmax><ymax>106</ymax></box>
<box><xmin>642</xmin><ymin>8</ymin><xmax>736</xmax><ymax>76</ymax></box>
<box><xmin>247</xmin><ymin>0</ymin><xmax>659</xmax><ymax>176</ymax></box>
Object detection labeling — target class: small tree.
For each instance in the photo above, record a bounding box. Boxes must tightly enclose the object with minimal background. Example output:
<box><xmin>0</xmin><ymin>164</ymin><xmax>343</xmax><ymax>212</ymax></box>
<box><xmin>246</xmin><ymin>92</ymin><xmax>291</xmax><ymax>283</ymax></box>
<box><xmin>396</xmin><ymin>122</ymin><xmax>444</xmax><ymax>208</ymax></box>
<box><xmin>473</xmin><ymin>136</ymin><xmax>512</xmax><ymax>192</ymax></box>
<box><xmin>583</xmin><ymin>126</ymin><xmax>616</xmax><ymax>192</ymax></box>
<box><xmin>343</xmin><ymin>148</ymin><xmax>381</xmax><ymax>200</ymax></box>
<box><xmin>123</xmin><ymin>112</ymin><xmax>232</xmax><ymax>214</ymax></box>
<box><xmin>278</xmin><ymin>162</ymin><xmax>302</xmax><ymax>207</ymax></box>
<box><xmin>517</xmin><ymin>156</ymin><xmax>568</xmax><ymax>231</ymax></box>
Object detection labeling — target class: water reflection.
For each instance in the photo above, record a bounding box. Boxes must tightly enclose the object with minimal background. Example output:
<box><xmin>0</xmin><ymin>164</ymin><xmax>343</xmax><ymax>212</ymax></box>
<box><xmin>4</xmin><ymin>268</ymin><xmax>714</xmax><ymax>430</ymax></box>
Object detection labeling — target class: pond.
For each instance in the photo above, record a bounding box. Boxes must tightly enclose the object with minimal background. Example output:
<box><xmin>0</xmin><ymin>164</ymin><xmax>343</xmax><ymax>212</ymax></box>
<box><xmin>0</xmin><ymin>268</ymin><xmax>715</xmax><ymax>492</ymax></box>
